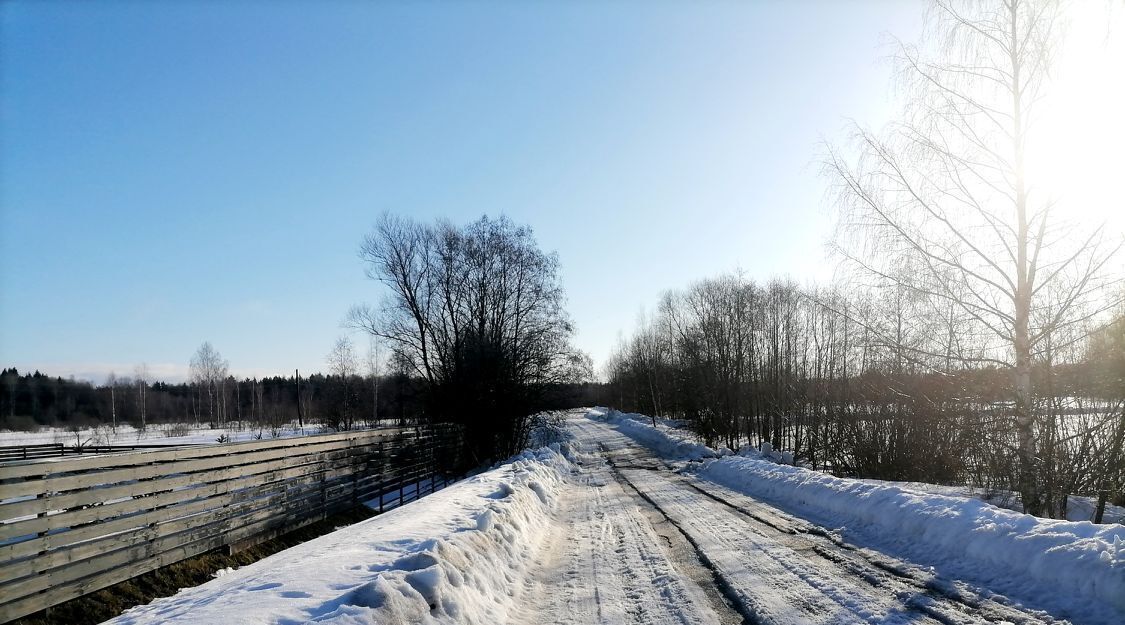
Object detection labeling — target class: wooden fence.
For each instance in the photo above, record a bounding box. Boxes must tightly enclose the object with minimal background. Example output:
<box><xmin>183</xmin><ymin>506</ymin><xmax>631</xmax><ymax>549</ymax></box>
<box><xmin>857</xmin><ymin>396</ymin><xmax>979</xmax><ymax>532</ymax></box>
<box><xmin>0</xmin><ymin>425</ymin><xmax>464</xmax><ymax>623</ymax></box>
<box><xmin>0</xmin><ymin>443</ymin><xmax>207</xmax><ymax>463</ymax></box>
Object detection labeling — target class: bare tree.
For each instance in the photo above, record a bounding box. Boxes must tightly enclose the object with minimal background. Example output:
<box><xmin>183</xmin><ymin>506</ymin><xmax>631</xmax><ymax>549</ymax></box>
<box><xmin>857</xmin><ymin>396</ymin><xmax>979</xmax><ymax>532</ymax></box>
<box><xmin>190</xmin><ymin>342</ymin><xmax>229</xmax><ymax>426</ymax></box>
<box><xmin>106</xmin><ymin>371</ymin><xmax>118</xmax><ymax>432</ymax></box>
<box><xmin>133</xmin><ymin>363</ymin><xmax>150</xmax><ymax>431</ymax></box>
<box><xmin>327</xmin><ymin>336</ymin><xmax>359</xmax><ymax>430</ymax></box>
<box><xmin>824</xmin><ymin>0</ymin><xmax>1122</xmax><ymax>516</ymax></box>
<box><xmin>366</xmin><ymin>338</ymin><xmax>382</xmax><ymax>426</ymax></box>
<box><xmin>349</xmin><ymin>214</ymin><xmax>588</xmax><ymax>460</ymax></box>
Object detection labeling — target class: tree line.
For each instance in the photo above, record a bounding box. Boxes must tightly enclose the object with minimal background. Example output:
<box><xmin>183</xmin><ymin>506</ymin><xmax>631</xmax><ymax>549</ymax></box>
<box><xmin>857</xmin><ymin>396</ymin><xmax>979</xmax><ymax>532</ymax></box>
<box><xmin>606</xmin><ymin>276</ymin><xmax>1123</xmax><ymax>519</ymax></box>
<box><xmin>0</xmin><ymin>367</ymin><xmax>413</xmax><ymax>434</ymax></box>
<box><xmin>1</xmin><ymin>363</ymin><xmax>597</xmax><ymax>433</ymax></box>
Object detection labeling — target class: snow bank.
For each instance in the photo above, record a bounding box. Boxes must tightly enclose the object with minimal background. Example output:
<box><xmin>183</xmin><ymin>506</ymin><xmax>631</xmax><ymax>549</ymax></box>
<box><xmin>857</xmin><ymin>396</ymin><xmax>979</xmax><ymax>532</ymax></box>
<box><xmin>108</xmin><ymin>445</ymin><xmax>576</xmax><ymax>625</ymax></box>
<box><xmin>597</xmin><ymin>407</ymin><xmax>1124</xmax><ymax>619</ymax></box>
<box><xmin>697</xmin><ymin>454</ymin><xmax>1125</xmax><ymax>615</ymax></box>
<box><xmin>590</xmin><ymin>407</ymin><xmax>718</xmax><ymax>461</ymax></box>
<box><xmin>854</xmin><ymin>478</ymin><xmax>1125</xmax><ymax>525</ymax></box>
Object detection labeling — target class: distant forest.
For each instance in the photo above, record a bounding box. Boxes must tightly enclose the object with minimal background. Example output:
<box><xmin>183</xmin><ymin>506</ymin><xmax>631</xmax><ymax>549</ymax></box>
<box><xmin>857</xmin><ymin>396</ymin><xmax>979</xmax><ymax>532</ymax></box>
<box><xmin>0</xmin><ymin>368</ymin><xmax>603</xmax><ymax>434</ymax></box>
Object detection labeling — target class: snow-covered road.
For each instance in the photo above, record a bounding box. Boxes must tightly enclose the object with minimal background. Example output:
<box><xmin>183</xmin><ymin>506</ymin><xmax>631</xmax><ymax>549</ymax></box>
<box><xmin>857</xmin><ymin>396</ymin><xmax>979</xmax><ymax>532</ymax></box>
<box><xmin>504</xmin><ymin>419</ymin><xmax>727</xmax><ymax>625</ymax></box>
<box><xmin>106</xmin><ymin>409</ymin><xmax>1121</xmax><ymax>625</ymax></box>
<box><xmin>509</xmin><ymin>416</ymin><xmax>1062</xmax><ymax>625</ymax></box>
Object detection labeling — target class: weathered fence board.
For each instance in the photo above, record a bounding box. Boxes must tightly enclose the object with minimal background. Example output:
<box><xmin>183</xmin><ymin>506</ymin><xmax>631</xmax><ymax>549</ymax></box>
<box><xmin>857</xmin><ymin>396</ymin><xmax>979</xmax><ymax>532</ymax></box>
<box><xmin>0</xmin><ymin>448</ymin><xmax>358</xmax><ymax>543</ymax></box>
<box><xmin>0</xmin><ymin>431</ymin><xmax>405</xmax><ymax>501</ymax></box>
<box><xmin>0</xmin><ymin>424</ymin><xmax>462</xmax><ymax>623</ymax></box>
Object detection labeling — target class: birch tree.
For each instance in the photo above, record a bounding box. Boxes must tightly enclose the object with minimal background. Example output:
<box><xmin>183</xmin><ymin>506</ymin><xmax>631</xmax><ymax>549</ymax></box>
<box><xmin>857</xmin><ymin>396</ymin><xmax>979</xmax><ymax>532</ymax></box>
<box><xmin>190</xmin><ymin>342</ymin><xmax>228</xmax><ymax>426</ymax></box>
<box><xmin>106</xmin><ymin>371</ymin><xmax>118</xmax><ymax>432</ymax></box>
<box><xmin>366</xmin><ymin>338</ymin><xmax>382</xmax><ymax>426</ymax></box>
<box><xmin>327</xmin><ymin>336</ymin><xmax>359</xmax><ymax>430</ymax></box>
<box><xmin>134</xmin><ymin>363</ymin><xmax>150</xmax><ymax>431</ymax></box>
<box><xmin>824</xmin><ymin>0</ymin><xmax>1122</xmax><ymax>515</ymax></box>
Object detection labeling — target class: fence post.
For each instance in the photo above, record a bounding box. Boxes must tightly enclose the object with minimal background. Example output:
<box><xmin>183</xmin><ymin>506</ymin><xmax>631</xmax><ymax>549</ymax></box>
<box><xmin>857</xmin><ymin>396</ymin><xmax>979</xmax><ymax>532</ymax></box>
<box><xmin>375</xmin><ymin>438</ymin><xmax>384</xmax><ymax>513</ymax></box>
<box><xmin>319</xmin><ymin>441</ymin><xmax>329</xmax><ymax>519</ymax></box>
<box><xmin>429</xmin><ymin>428</ymin><xmax>437</xmax><ymax>495</ymax></box>
<box><xmin>35</xmin><ymin>490</ymin><xmax>49</xmax><ymax>618</ymax></box>
<box><xmin>398</xmin><ymin>432</ymin><xmax>406</xmax><ymax>508</ymax></box>
<box><xmin>350</xmin><ymin>435</ymin><xmax>360</xmax><ymax>507</ymax></box>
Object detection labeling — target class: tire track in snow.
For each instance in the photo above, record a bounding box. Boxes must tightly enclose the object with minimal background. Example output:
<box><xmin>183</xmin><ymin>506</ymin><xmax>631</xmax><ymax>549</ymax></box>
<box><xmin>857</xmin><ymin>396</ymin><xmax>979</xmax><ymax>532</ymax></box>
<box><xmin>603</xmin><ymin>454</ymin><xmax>764</xmax><ymax>625</ymax></box>
<box><xmin>619</xmin><ymin>465</ymin><xmax>974</xmax><ymax>625</ymax></box>
<box><xmin>506</xmin><ymin>434</ymin><xmax>733</xmax><ymax>625</ymax></box>
<box><xmin>680</xmin><ymin>479</ymin><xmax>1058</xmax><ymax>625</ymax></box>
<box><xmin>576</xmin><ymin>417</ymin><xmax>1060</xmax><ymax>625</ymax></box>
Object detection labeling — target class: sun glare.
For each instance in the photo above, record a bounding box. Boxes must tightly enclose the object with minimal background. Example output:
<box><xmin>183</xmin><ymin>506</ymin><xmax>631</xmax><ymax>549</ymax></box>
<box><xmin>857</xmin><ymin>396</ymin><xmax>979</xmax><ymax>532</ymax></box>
<box><xmin>1025</xmin><ymin>4</ymin><xmax>1125</xmax><ymax>232</ymax></box>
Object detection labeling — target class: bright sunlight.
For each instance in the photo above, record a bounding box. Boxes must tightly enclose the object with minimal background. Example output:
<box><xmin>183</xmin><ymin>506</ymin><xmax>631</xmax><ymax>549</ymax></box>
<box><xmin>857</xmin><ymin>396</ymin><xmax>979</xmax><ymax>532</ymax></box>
<box><xmin>1026</xmin><ymin>3</ymin><xmax>1125</xmax><ymax>230</ymax></box>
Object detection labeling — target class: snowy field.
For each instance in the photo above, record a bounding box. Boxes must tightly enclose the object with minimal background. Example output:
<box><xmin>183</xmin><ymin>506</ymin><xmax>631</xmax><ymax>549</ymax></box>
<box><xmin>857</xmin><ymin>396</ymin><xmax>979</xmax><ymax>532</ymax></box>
<box><xmin>100</xmin><ymin>408</ymin><xmax>1123</xmax><ymax>625</ymax></box>
<box><xmin>0</xmin><ymin>421</ymin><xmax>391</xmax><ymax>448</ymax></box>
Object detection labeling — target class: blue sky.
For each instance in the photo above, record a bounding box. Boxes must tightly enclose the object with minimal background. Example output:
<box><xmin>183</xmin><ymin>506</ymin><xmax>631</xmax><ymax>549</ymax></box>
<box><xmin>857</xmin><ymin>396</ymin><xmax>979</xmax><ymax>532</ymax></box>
<box><xmin>0</xmin><ymin>0</ymin><xmax>924</xmax><ymax>382</ymax></box>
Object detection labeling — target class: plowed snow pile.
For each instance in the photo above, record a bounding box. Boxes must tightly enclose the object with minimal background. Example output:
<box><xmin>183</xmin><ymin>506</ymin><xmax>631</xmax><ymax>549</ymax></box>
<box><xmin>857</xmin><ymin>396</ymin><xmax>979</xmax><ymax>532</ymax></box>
<box><xmin>699</xmin><ymin>455</ymin><xmax>1125</xmax><ymax>614</ymax></box>
<box><xmin>108</xmin><ymin>445</ymin><xmax>576</xmax><ymax>625</ymax></box>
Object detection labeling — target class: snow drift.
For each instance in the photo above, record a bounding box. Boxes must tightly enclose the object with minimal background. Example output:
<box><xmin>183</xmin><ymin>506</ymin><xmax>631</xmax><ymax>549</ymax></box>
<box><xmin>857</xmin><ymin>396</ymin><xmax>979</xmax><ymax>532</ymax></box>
<box><xmin>108</xmin><ymin>445</ymin><xmax>576</xmax><ymax>625</ymax></box>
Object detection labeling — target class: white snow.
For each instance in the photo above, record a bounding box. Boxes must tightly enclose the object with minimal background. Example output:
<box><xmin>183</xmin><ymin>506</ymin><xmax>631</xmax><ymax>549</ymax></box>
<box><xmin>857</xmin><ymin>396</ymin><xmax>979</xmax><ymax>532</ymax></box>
<box><xmin>0</xmin><ymin>422</ymin><xmax>328</xmax><ymax>448</ymax></box>
<box><xmin>106</xmin><ymin>445</ymin><xmax>576</xmax><ymax>625</ymax></box>
<box><xmin>597</xmin><ymin>407</ymin><xmax>1125</xmax><ymax>623</ymax></box>
<box><xmin>697</xmin><ymin>453</ymin><xmax>1125</xmax><ymax>618</ymax></box>
<box><xmin>590</xmin><ymin>407</ymin><xmax>719</xmax><ymax>461</ymax></box>
<box><xmin>84</xmin><ymin>408</ymin><xmax>1125</xmax><ymax>625</ymax></box>
<box><xmin>853</xmin><ymin>477</ymin><xmax>1125</xmax><ymax>524</ymax></box>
